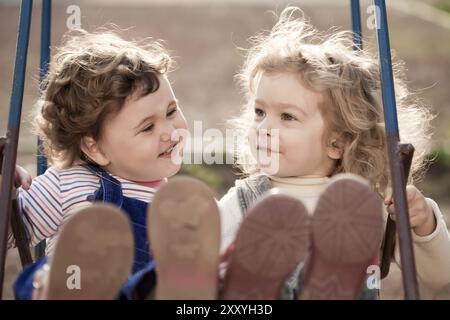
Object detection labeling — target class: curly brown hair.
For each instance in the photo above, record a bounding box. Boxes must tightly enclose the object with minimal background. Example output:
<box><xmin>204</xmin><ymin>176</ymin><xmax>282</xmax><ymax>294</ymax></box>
<box><xmin>33</xmin><ymin>29</ymin><xmax>173</xmax><ymax>168</ymax></box>
<box><xmin>232</xmin><ymin>7</ymin><xmax>434</xmax><ymax>194</ymax></box>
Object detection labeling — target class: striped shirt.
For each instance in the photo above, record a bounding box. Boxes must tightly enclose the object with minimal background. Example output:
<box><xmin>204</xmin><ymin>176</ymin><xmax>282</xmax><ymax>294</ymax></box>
<box><xmin>9</xmin><ymin>165</ymin><xmax>161</xmax><ymax>255</ymax></box>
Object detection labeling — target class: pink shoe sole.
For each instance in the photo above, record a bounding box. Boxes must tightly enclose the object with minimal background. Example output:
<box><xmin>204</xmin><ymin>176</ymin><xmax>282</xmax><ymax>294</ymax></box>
<box><xmin>221</xmin><ymin>190</ymin><xmax>310</xmax><ymax>300</ymax></box>
<box><xmin>299</xmin><ymin>174</ymin><xmax>383</xmax><ymax>300</ymax></box>
<box><xmin>148</xmin><ymin>176</ymin><xmax>220</xmax><ymax>300</ymax></box>
<box><xmin>46</xmin><ymin>204</ymin><xmax>134</xmax><ymax>300</ymax></box>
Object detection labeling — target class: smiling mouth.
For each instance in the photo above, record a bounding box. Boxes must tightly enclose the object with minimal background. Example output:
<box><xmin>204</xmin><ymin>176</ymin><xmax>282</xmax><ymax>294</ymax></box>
<box><xmin>159</xmin><ymin>142</ymin><xmax>179</xmax><ymax>157</ymax></box>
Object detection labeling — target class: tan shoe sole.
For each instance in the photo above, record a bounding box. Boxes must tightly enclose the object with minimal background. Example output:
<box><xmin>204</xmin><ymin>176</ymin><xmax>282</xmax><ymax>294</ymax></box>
<box><xmin>46</xmin><ymin>204</ymin><xmax>134</xmax><ymax>300</ymax></box>
<box><xmin>149</xmin><ymin>176</ymin><xmax>220</xmax><ymax>300</ymax></box>
<box><xmin>221</xmin><ymin>190</ymin><xmax>310</xmax><ymax>300</ymax></box>
<box><xmin>300</xmin><ymin>174</ymin><xmax>383</xmax><ymax>300</ymax></box>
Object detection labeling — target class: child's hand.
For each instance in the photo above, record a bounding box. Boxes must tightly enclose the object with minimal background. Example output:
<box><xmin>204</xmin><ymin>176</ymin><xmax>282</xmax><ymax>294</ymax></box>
<box><xmin>11</xmin><ymin>165</ymin><xmax>32</xmax><ymax>199</ymax></box>
<box><xmin>384</xmin><ymin>185</ymin><xmax>436</xmax><ymax>237</ymax></box>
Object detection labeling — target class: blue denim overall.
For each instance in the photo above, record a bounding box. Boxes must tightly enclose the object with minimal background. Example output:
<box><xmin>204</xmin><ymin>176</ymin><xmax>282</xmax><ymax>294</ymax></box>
<box><xmin>14</xmin><ymin>165</ymin><xmax>156</xmax><ymax>300</ymax></box>
<box><xmin>85</xmin><ymin>164</ymin><xmax>151</xmax><ymax>274</ymax></box>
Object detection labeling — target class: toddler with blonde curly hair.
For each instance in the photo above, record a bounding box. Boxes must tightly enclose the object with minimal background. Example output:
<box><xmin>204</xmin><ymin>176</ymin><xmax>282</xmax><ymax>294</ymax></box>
<box><xmin>219</xmin><ymin>7</ymin><xmax>450</xmax><ymax>300</ymax></box>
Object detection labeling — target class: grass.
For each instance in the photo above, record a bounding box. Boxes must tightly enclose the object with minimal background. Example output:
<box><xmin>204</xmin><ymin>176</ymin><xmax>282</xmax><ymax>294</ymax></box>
<box><xmin>434</xmin><ymin>0</ymin><xmax>450</xmax><ymax>13</ymax></box>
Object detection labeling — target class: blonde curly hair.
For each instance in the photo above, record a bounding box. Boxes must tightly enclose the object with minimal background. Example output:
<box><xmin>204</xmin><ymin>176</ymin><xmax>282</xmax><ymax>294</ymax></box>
<box><xmin>33</xmin><ymin>29</ymin><xmax>173</xmax><ymax>168</ymax></box>
<box><xmin>232</xmin><ymin>7</ymin><xmax>434</xmax><ymax>194</ymax></box>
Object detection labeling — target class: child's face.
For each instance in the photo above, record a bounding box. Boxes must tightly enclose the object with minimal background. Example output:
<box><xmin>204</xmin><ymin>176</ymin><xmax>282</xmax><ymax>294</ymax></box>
<box><xmin>97</xmin><ymin>75</ymin><xmax>188</xmax><ymax>181</ymax></box>
<box><xmin>249</xmin><ymin>72</ymin><xmax>336</xmax><ymax>178</ymax></box>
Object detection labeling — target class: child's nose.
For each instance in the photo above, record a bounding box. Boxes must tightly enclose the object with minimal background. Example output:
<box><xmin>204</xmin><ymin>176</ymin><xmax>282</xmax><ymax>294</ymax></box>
<box><xmin>160</xmin><ymin>122</ymin><xmax>176</xmax><ymax>142</ymax></box>
<box><xmin>160</xmin><ymin>132</ymin><xmax>171</xmax><ymax>142</ymax></box>
<box><xmin>257</xmin><ymin>118</ymin><xmax>273</xmax><ymax>136</ymax></box>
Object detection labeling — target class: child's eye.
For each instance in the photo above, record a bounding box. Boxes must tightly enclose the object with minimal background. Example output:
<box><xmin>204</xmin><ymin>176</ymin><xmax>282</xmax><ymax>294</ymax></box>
<box><xmin>281</xmin><ymin>113</ymin><xmax>296</xmax><ymax>121</ymax></box>
<box><xmin>142</xmin><ymin>124</ymin><xmax>154</xmax><ymax>133</ymax></box>
<box><xmin>167</xmin><ymin>108</ymin><xmax>177</xmax><ymax>117</ymax></box>
<box><xmin>254</xmin><ymin>108</ymin><xmax>265</xmax><ymax>119</ymax></box>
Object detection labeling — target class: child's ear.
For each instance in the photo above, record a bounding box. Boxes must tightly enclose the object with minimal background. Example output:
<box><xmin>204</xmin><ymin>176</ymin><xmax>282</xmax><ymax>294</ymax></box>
<box><xmin>80</xmin><ymin>136</ymin><xmax>110</xmax><ymax>166</ymax></box>
<box><xmin>326</xmin><ymin>133</ymin><xmax>344</xmax><ymax>160</ymax></box>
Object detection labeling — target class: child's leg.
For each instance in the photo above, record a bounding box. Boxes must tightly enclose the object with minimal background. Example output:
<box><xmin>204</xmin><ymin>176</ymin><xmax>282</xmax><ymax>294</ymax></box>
<box><xmin>148</xmin><ymin>176</ymin><xmax>221</xmax><ymax>300</ymax></box>
<box><xmin>299</xmin><ymin>173</ymin><xmax>383</xmax><ymax>300</ymax></box>
<box><xmin>220</xmin><ymin>191</ymin><xmax>310</xmax><ymax>300</ymax></box>
<box><xmin>27</xmin><ymin>203</ymin><xmax>134</xmax><ymax>299</ymax></box>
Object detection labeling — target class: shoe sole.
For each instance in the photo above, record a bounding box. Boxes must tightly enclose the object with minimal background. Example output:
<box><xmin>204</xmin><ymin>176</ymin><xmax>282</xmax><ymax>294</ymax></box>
<box><xmin>299</xmin><ymin>174</ymin><xmax>383</xmax><ymax>300</ymax></box>
<box><xmin>149</xmin><ymin>176</ymin><xmax>220</xmax><ymax>300</ymax></box>
<box><xmin>221</xmin><ymin>190</ymin><xmax>310</xmax><ymax>300</ymax></box>
<box><xmin>46</xmin><ymin>204</ymin><xmax>134</xmax><ymax>299</ymax></box>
